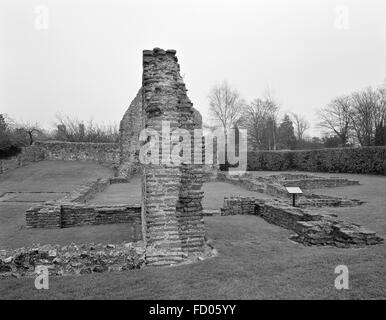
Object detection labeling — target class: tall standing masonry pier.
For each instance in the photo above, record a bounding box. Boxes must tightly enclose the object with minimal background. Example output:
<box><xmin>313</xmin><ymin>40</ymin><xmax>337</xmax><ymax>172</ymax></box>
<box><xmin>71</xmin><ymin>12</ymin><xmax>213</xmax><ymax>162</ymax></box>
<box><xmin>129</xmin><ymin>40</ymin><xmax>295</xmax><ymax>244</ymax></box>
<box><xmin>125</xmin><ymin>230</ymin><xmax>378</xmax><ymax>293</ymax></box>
<box><xmin>141</xmin><ymin>48</ymin><xmax>206</xmax><ymax>265</ymax></box>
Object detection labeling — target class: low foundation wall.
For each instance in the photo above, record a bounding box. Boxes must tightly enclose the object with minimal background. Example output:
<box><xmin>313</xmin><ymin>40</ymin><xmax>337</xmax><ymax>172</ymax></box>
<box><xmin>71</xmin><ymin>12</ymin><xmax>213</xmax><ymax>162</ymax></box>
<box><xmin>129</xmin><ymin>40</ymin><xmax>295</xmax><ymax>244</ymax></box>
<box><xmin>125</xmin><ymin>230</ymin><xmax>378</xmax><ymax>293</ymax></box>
<box><xmin>61</xmin><ymin>178</ymin><xmax>110</xmax><ymax>203</ymax></box>
<box><xmin>219</xmin><ymin>172</ymin><xmax>363</xmax><ymax>208</ymax></box>
<box><xmin>27</xmin><ymin>203</ymin><xmax>142</xmax><ymax>235</ymax></box>
<box><xmin>298</xmin><ymin>194</ymin><xmax>363</xmax><ymax>208</ymax></box>
<box><xmin>25</xmin><ymin>204</ymin><xmax>62</xmax><ymax>228</ymax></box>
<box><xmin>202</xmin><ymin>165</ymin><xmax>219</xmax><ymax>182</ymax></box>
<box><xmin>1</xmin><ymin>142</ymin><xmax>121</xmax><ymax>175</ymax></box>
<box><xmin>34</xmin><ymin>141</ymin><xmax>120</xmax><ymax>172</ymax></box>
<box><xmin>25</xmin><ymin>177</ymin><xmax>136</xmax><ymax>230</ymax></box>
<box><xmin>283</xmin><ymin>178</ymin><xmax>359</xmax><ymax>189</ymax></box>
<box><xmin>221</xmin><ymin>196</ymin><xmax>383</xmax><ymax>247</ymax></box>
<box><xmin>218</xmin><ymin>173</ymin><xmax>289</xmax><ymax>198</ymax></box>
<box><xmin>61</xmin><ymin>204</ymin><xmax>141</xmax><ymax>228</ymax></box>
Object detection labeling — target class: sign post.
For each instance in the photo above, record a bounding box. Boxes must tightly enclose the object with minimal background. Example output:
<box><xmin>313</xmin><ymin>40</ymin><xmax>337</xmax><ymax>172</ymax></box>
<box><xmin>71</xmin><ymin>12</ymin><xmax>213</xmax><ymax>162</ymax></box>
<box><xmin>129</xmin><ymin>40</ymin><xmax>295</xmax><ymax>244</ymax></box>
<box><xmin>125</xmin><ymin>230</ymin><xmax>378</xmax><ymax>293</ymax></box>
<box><xmin>285</xmin><ymin>187</ymin><xmax>303</xmax><ymax>207</ymax></box>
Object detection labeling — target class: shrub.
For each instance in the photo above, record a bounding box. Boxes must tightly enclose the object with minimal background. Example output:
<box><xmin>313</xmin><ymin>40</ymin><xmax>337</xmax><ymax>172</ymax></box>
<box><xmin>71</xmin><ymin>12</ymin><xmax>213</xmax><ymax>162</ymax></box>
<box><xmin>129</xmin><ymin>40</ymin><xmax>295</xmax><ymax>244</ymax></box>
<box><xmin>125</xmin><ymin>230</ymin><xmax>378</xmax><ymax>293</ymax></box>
<box><xmin>0</xmin><ymin>132</ymin><xmax>22</xmax><ymax>159</ymax></box>
<box><xmin>0</xmin><ymin>144</ymin><xmax>21</xmax><ymax>159</ymax></box>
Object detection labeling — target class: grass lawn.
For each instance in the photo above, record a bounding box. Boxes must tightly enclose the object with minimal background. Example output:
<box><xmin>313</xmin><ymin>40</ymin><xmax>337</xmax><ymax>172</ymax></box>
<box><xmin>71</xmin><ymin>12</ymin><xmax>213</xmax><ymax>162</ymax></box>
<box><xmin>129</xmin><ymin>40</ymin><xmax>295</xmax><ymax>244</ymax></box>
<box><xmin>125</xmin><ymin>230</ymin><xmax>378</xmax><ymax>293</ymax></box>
<box><xmin>89</xmin><ymin>178</ymin><xmax>273</xmax><ymax>208</ymax></box>
<box><xmin>0</xmin><ymin>161</ymin><xmax>115</xmax><ymax>248</ymax></box>
<box><xmin>0</xmin><ymin>162</ymin><xmax>385</xmax><ymax>299</ymax></box>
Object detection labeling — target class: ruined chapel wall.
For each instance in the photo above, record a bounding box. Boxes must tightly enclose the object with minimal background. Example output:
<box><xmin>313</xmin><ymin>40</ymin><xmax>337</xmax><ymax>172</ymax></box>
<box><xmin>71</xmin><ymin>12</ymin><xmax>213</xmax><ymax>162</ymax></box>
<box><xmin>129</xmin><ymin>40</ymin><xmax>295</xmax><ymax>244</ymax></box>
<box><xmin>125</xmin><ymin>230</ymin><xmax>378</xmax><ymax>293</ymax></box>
<box><xmin>141</xmin><ymin>48</ymin><xmax>205</xmax><ymax>265</ymax></box>
<box><xmin>118</xmin><ymin>87</ymin><xmax>203</xmax><ymax>179</ymax></box>
<box><xmin>118</xmin><ymin>88</ymin><xmax>143</xmax><ymax>178</ymax></box>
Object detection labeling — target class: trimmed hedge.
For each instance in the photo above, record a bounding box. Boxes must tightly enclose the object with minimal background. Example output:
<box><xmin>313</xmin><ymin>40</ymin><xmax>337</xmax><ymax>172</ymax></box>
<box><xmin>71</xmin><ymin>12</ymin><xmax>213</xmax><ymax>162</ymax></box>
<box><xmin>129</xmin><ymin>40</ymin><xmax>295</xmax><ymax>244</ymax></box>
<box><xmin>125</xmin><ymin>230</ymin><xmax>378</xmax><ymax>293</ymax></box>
<box><xmin>247</xmin><ymin>147</ymin><xmax>386</xmax><ymax>174</ymax></box>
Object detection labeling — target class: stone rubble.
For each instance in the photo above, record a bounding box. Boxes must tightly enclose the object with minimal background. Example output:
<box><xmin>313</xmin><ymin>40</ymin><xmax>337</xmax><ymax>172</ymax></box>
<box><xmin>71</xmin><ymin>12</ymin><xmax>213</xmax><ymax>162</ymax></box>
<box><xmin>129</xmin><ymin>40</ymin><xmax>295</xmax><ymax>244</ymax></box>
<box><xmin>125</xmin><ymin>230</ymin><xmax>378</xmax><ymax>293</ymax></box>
<box><xmin>0</xmin><ymin>238</ymin><xmax>218</xmax><ymax>278</ymax></box>
<box><xmin>0</xmin><ymin>242</ymin><xmax>146</xmax><ymax>279</ymax></box>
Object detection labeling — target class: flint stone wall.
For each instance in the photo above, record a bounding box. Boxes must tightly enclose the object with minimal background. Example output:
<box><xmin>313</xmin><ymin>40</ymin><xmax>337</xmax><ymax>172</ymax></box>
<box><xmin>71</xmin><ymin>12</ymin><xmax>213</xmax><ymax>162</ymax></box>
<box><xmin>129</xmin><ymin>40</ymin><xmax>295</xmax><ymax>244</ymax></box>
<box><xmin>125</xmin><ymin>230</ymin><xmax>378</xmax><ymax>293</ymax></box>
<box><xmin>141</xmin><ymin>48</ymin><xmax>205</xmax><ymax>265</ymax></box>
<box><xmin>34</xmin><ymin>141</ymin><xmax>120</xmax><ymax>173</ymax></box>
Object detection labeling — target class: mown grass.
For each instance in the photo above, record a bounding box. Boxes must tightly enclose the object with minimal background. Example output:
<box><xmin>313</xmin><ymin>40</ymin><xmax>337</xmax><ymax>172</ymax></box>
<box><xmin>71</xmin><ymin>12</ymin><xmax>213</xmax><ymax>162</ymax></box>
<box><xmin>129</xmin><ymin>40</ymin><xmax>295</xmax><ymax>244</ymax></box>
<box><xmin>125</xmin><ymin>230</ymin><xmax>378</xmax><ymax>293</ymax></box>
<box><xmin>1</xmin><ymin>215</ymin><xmax>385</xmax><ymax>299</ymax></box>
<box><xmin>0</xmin><ymin>162</ymin><xmax>385</xmax><ymax>299</ymax></box>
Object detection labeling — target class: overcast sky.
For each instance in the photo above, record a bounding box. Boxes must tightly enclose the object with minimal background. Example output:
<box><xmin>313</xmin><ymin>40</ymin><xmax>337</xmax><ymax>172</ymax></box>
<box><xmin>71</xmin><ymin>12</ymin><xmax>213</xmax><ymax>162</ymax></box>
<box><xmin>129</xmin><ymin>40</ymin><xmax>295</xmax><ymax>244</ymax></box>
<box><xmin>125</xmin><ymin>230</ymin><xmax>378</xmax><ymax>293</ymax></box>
<box><xmin>1</xmin><ymin>0</ymin><xmax>385</xmax><ymax>136</ymax></box>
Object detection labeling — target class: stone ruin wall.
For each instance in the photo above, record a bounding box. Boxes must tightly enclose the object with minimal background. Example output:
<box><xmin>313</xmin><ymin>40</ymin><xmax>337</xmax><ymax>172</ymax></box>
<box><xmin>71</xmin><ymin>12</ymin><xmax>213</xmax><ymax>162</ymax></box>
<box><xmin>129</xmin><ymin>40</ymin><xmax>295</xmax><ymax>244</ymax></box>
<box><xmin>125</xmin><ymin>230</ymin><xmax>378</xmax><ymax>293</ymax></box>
<box><xmin>141</xmin><ymin>48</ymin><xmax>205</xmax><ymax>265</ymax></box>
<box><xmin>25</xmin><ymin>176</ymin><xmax>142</xmax><ymax>239</ymax></box>
<box><xmin>221</xmin><ymin>196</ymin><xmax>383</xmax><ymax>247</ymax></box>
<box><xmin>118</xmin><ymin>88</ymin><xmax>143</xmax><ymax>178</ymax></box>
<box><xmin>1</xmin><ymin>141</ymin><xmax>119</xmax><ymax>175</ymax></box>
<box><xmin>33</xmin><ymin>141</ymin><xmax>120</xmax><ymax>173</ymax></box>
<box><xmin>219</xmin><ymin>172</ymin><xmax>364</xmax><ymax>208</ymax></box>
<box><xmin>118</xmin><ymin>87</ymin><xmax>203</xmax><ymax>179</ymax></box>
<box><xmin>2</xmin><ymin>84</ymin><xmax>209</xmax><ymax>184</ymax></box>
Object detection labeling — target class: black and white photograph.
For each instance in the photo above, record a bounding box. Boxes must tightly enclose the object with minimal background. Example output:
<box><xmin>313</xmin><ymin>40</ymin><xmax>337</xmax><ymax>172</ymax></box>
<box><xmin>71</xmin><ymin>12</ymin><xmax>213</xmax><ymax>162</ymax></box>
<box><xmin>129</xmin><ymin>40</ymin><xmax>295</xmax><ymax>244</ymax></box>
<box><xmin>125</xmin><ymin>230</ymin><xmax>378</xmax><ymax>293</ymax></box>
<box><xmin>0</xmin><ymin>0</ymin><xmax>385</xmax><ymax>306</ymax></box>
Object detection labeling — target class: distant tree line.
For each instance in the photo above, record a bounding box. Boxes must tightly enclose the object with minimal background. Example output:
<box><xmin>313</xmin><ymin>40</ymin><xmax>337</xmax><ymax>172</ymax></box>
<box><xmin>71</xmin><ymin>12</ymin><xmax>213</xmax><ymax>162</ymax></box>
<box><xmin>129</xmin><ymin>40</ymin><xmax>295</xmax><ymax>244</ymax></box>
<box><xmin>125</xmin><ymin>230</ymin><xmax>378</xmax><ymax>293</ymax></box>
<box><xmin>208</xmin><ymin>79</ymin><xmax>386</xmax><ymax>152</ymax></box>
<box><xmin>318</xmin><ymin>81</ymin><xmax>386</xmax><ymax>147</ymax></box>
<box><xmin>2</xmin><ymin>78</ymin><xmax>385</xmax><ymax>158</ymax></box>
<box><xmin>208</xmin><ymin>81</ymin><xmax>314</xmax><ymax>151</ymax></box>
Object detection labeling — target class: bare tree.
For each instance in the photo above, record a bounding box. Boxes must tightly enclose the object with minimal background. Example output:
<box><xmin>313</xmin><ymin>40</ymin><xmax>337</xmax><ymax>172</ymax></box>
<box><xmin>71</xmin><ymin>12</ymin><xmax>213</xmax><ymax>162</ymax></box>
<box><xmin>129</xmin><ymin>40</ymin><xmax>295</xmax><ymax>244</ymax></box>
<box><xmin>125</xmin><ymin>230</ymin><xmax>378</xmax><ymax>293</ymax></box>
<box><xmin>208</xmin><ymin>81</ymin><xmax>245</xmax><ymax>134</ymax></box>
<box><xmin>262</xmin><ymin>89</ymin><xmax>280</xmax><ymax>150</ymax></box>
<box><xmin>350</xmin><ymin>87</ymin><xmax>385</xmax><ymax>146</ymax></box>
<box><xmin>14</xmin><ymin>121</ymin><xmax>43</xmax><ymax>145</ymax></box>
<box><xmin>375</xmin><ymin>81</ymin><xmax>386</xmax><ymax>145</ymax></box>
<box><xmin>291</xmin><ymin>113</ymin><xmax>310</xmax><ymax>141</ymax></box>
<box><xmin>239</xmin><ymin>98</ymin><xmax>278</xmax><ymax>151</ymax></box>
<box><xmin>318</xmin><ymin>95</ymin><xmax>352</xmax><ymax>145</ymax></box>
<box><xmin>0</xmin><ymin>114</ymin><xmax>8</xmax><ymax>134</ymax></box>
